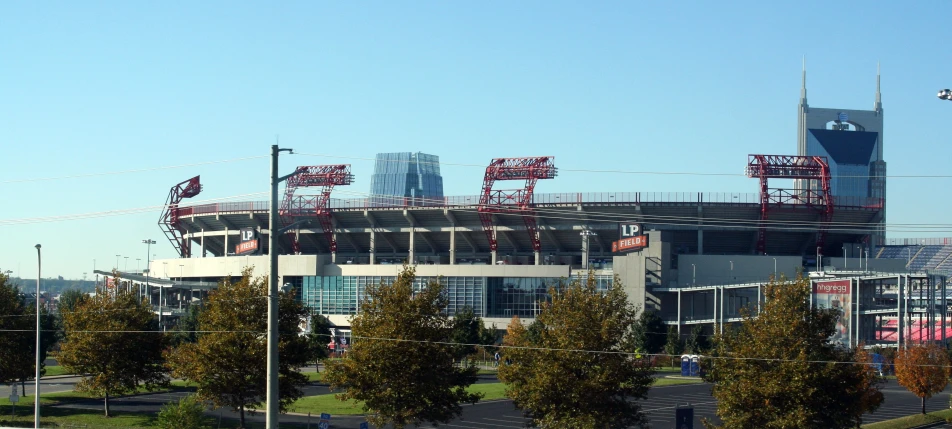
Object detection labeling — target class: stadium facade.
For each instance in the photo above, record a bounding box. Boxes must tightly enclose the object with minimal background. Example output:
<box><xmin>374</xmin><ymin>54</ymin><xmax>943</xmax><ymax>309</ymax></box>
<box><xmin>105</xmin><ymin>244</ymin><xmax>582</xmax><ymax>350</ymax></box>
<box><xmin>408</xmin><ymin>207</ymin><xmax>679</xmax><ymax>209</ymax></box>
<box><xmin>128</xmin><ymin>66</ymin><xmax>950</xmax><ymax>346</ymax></box>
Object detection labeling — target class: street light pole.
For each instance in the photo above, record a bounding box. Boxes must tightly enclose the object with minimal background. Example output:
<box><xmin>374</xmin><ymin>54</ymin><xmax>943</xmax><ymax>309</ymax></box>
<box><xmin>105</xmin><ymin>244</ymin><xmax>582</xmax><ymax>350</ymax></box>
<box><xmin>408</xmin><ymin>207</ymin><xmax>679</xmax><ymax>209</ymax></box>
<box><xmin>34</xmin><ymin>244</ymin><xmax>41</xmax><ymax>429</ymax></box>
<box><xmin>268</xmin><ymin>144</ymin><xmax>294</xmax><ymax>429</ymax></box>
<box><xmin>115</xmin><ymin>255</ymin><xmax>120</xmax><ymax>271</ymax></box>
<box><xmin>143</xmin><ymin>239</ymin><xmax>155</xmax><ymax>304</ymax></box>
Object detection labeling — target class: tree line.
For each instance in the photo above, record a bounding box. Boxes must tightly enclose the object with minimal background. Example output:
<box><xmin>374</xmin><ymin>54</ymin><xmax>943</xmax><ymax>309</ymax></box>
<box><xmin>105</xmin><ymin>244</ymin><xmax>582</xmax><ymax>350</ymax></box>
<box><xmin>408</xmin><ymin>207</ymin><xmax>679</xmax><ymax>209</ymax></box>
<box><xmin>3</xmin><ymin>266</ymin><xmax>952</xmax><ymax>428</ymax></box>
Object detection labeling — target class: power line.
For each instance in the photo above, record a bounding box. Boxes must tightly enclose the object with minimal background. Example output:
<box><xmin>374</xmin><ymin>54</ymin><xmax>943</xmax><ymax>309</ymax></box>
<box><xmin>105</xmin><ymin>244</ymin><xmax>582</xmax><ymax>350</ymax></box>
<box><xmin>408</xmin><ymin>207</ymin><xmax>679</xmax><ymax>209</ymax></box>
<box><xmin>0</xmin><ymin>155</ymin><xmax>268</xmax><ymax>185</ymax></box>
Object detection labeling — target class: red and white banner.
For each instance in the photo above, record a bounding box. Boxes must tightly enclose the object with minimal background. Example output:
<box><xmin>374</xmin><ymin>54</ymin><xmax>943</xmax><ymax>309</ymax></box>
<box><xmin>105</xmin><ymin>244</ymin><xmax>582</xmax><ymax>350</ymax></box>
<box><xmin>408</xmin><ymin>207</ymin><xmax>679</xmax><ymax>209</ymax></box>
<box><xmin>612</xmin><ymin>235</ymin><xmax>647</xmax><ymax>253</ymax></box>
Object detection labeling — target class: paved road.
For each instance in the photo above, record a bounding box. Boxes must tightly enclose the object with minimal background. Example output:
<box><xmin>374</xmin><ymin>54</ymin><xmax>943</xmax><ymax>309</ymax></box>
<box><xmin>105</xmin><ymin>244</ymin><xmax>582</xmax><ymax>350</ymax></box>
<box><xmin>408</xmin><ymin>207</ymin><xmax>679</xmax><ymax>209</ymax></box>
<box><xmin>18</xmin><ymin>374</ymin><xmax>952</xmax><ymax>428</ymax></box>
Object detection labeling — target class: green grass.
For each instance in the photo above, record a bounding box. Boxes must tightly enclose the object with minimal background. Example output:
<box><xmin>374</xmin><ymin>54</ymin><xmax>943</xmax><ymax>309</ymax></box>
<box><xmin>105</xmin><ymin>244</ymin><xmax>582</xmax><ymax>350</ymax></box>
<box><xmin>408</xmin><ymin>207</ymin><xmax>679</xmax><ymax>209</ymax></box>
<box><xmin>653</xmin><ymin>366</ymin><xmax>684</xmax><ymax>373</ymax></box>
<box><xmin>290</xmin><ymin>382</ymin><xmax>510</xmax><ymax>415</ymax></box>
<box><xmin>862</xmin><ymin>408</ymin><xmax>952</xmax><ymax>428</ymax></box>
<box><xmin>43</xmin><ymin>365</ymin><xmax>70</xmax><ymax>377</ymax></box>
<box><xmin>653</xmin><ymin>377</ymin><xmax>704</xmax><ymax>387</ymax></box>
<box><xmin>304</xmin><ymin>371</ymin><xmax>322</xmax><ymax>382</ymax></box>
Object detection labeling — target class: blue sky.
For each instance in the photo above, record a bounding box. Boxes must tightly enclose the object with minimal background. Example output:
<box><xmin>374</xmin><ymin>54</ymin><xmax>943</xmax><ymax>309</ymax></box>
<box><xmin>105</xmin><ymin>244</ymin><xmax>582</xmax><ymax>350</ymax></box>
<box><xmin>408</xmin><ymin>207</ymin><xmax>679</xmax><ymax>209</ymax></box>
<box><xmin>2</xmin><ymin>1</ymin><xmax>951</xmax><ymax>279</ymax></box>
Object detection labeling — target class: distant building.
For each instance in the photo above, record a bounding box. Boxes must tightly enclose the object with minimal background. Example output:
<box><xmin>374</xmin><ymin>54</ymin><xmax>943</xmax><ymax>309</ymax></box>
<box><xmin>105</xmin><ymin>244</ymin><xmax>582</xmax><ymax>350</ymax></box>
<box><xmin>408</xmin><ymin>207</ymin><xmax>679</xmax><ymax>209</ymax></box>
<box><xmin>369</xmin><ymin>152</ymin><xmax>443</xmax><ymax>206</ymax></box>
<box><xmin>797</xmin><ymin>63</ymin><xmax>886</xmax><ymax>245</ymax></box>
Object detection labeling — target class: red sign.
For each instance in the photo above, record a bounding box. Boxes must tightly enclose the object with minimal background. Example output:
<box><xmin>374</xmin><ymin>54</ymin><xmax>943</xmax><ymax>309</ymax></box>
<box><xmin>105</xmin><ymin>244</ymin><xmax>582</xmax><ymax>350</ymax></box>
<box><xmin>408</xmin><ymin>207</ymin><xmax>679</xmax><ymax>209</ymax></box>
<box><xmin>235</xmin><ymin>239</ymin><xmax>258</xmax><ymax>255</ymax></box>
<box><xmin>612</xmin><ymin>235</ymin><xmax>647</xmax><ymax>253</ymax></box>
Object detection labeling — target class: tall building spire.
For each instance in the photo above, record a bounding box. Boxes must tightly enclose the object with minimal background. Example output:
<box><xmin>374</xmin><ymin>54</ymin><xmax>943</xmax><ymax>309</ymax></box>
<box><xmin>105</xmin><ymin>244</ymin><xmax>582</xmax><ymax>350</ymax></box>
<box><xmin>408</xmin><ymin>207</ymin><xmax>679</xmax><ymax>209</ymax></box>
<box><xmin>800</xmin><ymin>56</ymin><xmax>808</xmax><ymax>105</ymax></box>
<box><xmin>874</xmin><ymin>62</ymin><xmax>882</xmax><ymax>112</ymax></box>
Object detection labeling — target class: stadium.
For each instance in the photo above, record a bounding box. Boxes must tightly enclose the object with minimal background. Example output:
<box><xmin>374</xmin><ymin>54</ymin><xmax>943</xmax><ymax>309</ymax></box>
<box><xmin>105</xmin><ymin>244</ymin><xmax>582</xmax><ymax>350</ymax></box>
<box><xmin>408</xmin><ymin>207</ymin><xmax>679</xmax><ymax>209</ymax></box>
<box><xmin>118</xmin><ymin>79</ymin><xmax>950</xmax><ymax>348</ymax></box>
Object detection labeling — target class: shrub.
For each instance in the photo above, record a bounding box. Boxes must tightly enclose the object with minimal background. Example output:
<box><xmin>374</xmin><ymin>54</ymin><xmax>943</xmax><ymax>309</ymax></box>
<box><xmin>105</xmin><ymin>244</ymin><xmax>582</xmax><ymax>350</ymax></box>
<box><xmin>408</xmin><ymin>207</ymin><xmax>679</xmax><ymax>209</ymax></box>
<box><xmin>156</xmin><ymin>394</ymin><xmax>210</xmax><ymax>429</ymax></box>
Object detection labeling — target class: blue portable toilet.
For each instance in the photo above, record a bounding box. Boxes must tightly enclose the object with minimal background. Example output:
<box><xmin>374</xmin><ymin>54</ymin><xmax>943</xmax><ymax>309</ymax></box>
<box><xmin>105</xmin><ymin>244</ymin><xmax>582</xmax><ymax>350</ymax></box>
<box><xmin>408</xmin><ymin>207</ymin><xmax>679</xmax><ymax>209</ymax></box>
<box><xmin>870</xmin><ymin>353</ymin><xmax>885</xmax><ymax>376</ymax></box>
<box><xmin>690</xmin><ymin>355</ymin><xmax>700</xmax><ymax>376</ymax></box>
<box><xmin>680</xmin><ymin>355</ymin><xmax>691</xmax><ymax>376</ymax></box>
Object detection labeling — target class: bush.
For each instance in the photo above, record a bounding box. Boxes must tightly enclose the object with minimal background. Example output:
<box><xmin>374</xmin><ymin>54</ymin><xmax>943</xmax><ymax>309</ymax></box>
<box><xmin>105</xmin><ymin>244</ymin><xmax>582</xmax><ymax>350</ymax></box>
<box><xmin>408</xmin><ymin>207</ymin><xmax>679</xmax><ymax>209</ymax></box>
<box><xmin>156</xmin><ymin>394</ymin><xmax>210</xmax><ymax>429</ymax></box>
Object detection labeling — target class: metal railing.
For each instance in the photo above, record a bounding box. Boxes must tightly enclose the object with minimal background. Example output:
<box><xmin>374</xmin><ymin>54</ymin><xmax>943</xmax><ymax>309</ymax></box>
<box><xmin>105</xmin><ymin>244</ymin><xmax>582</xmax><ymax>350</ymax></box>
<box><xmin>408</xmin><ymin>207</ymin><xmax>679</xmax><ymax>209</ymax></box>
<box><xmin>178</xmin><ymin>192</ymin><xmax>885</xmax><ymax>215</ymax></box>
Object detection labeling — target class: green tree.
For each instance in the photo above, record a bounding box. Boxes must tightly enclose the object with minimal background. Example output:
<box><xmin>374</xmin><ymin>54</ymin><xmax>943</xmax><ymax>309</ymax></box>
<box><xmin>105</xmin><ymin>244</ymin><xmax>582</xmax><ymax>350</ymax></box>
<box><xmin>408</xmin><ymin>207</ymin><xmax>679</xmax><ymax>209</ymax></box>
<box><xmin>685</xmin><ymin>324</ymin><xmax>709</xmax><ymax>354</ymax></box>
<box><xmin>309</xmin><ymin>312</ymin><xmax>333</xmax><ymax>365</ymax></box>
<box><xmin>167</xmin><ymin>269</ymin><xmax>316</xmax><ymax>428</ymax></box>
<box><xmin>632</xmin><ymin>309</ymin><xmax>666</xmax><ymax>354</ymax></box>
<box><xmin>703</xmin><ymin>275</ymin><xmax>884</xmax><ymax>428</ymax></box>
<box><xmin>156</xmin><ymin>394</ymin><xmax>211</xmax><ymax>429</ymax></box>
<box><xmin>323</xmin><ymin>266</ymin><xmax>481</xmax><ymax>429</ymax></box>
<box><xmin>59</xmin><ymin>277</ymin><xmax>169</xmax><ymax>417</ymax></box>
<box><xmin>58</xmin><ymin>289</ymin><xmax>88</xmax><ymax>316</ymax></box>
<box><xmin>450</xmin><ymin>305</ymin><xmax>496</xmax><ymax>363</ymax></box>
<box><xmin>498</xmin><ymin>273</ymin><xmax>654</xmax><ymax>428</ymax></box>
<box><xmin>0</xmin><ymin>272</ymin><xmax>32</xmax><ymax>385</ymax></box>
<box><xmin>170</xmin><ymin>303</ymin><xmax>203</xmax><ymax>346</ymax></box>
<box><xmin>894</xmin><ymin>342</ymin><xmax>950</xmax><ymax>414</ymax></box>
<box><xmin>663</xmin><ymin>326</ymin><xmax>683</xmax><ymax>367</ymax></box>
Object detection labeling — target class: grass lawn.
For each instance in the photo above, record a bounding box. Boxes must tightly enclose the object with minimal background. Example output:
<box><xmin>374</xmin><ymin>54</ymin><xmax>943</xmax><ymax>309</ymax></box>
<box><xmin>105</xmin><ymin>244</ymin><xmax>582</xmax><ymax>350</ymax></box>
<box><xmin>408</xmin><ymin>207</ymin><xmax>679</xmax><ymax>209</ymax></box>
<box><xmin>653</xmin><ymin>377</ymin><xmax>704</xmax><ymax>387</ymax></box>
<box><xmin>290</xmin><ymin>382</ymin><xmax>510</xmax><ymax>415</ymax></box>
<box><xmin>862</xmin><ymin>408</ymin><xmax>952</xmax><ymax>428</ymax></box>
<box><xmin>304</xmin><ymin>371</ymin><xmax>322</xmax><ymax>382</ymax></box>
<box><xmin>43</xmin><ymin>365</ymin><xmax>69</xmax><ymax>377</ymax></box>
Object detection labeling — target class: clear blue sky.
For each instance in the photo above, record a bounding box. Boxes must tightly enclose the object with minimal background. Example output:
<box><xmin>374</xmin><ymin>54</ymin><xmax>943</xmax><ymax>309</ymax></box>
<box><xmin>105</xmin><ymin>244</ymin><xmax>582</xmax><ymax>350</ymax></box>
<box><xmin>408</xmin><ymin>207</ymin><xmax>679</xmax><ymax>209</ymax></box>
<box><xmin>2</xmin><ymin>1</ymin><xmax>951</xmax><ymax>280</ymax></box>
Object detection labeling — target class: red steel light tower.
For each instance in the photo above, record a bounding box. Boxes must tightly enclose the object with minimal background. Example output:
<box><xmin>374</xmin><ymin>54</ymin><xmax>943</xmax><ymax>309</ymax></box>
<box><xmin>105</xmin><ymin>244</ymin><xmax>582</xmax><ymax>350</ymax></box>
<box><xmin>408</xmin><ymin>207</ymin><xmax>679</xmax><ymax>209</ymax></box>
<box><xmin>158</xmin><ymin>176</ymin><xmax>202</xmax><ymax>258</ymax></box>
<box><xmin>279</xmin><ymin>165</ymin><xmax>354</xmax><ymax>254</ymax></box>
<box><xmin>746</xmin><ymin>155</ymin><xmax>833</xmax><ymax>255</ymax></box>
<box><xmin>477</xmin><ymin>157</ymin><xmax>557</xmax><ymax>254</ymax></box>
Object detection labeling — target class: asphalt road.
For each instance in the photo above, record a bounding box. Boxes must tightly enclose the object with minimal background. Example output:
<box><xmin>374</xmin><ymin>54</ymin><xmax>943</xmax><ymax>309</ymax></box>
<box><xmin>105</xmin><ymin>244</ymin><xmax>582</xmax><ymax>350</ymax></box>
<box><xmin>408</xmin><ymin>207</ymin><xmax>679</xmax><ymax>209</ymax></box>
<box><xmin>16</xmin><ymin>375</ymin><xmax>952</xmax><ymax>428</ymax></box>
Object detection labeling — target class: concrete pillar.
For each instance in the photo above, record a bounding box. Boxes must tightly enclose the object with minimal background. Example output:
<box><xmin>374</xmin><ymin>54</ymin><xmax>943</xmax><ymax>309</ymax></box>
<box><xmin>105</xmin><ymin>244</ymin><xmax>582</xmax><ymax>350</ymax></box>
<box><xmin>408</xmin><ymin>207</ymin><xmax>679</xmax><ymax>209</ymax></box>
<box><xmin>581</xmin><ymin>233</ymin><xmax>591</xmax><ymax>270</ymax></box>
<box><xmin>534</xmin><ymin>251</ymin><xmax>540</xmax><ymax>266</ymax></box>
<box><xmin>201</xmin><ymin>229</ymin><xmax>206</xmax><ymax>257</ymax></box>
<box><xmin>223</xmin><ymin>228</ymin><xmax>229</xmax><ymax>257</ymax></box>
<box><xmin>331</xmin><ymin>233</ymin><xmax>337</xmax><ymax>264</ymax></box>
<box><xmin>491</xmin><ymin>250</ymin><xmax>497</xmax><ymax>266</ymax></box>
<box><xmin>677</xmin><ymin>289</ymin><xmax>682</xmax><ymax>335</ymax></box>
<box><xmin>409</xmin><ymin>227</ymin><xmax>415</xmax><ymax>264</ymax></box>
<box><xmin>449</xmin><ymin>226</ymin><xmax>456</xmax><ymax>265</ymax></box>
<box><xmin>369</xmin><ymin>230</ymin><xmax>376</xmax><ymax>265</ymax></box>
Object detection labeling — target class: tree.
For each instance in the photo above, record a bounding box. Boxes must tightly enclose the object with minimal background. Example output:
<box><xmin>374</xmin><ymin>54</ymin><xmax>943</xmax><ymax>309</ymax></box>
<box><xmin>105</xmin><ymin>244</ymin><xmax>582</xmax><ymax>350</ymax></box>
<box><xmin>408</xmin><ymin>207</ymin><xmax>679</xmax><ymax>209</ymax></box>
<box><xmin>0</xmin><ymin>272</ymin><xmax>32</xmax><ymax>385</ymax></box>
<box><xmin>170</xmin><ymin>303</ymin><xmax>203</xmax><ymax>346</ymax></box>
<box><xmin>58</xmin><ymin>289</ymin><xmax>88</xmax><ymax>315</ymax></box>
<box><xmin>59</xmin><ymin>278</ymin><xmax>169</xmax><ymax>417</ymax></box>
<box><xmin>632</xmin><ymin>309</ymin><xmax>666</xmax><ymax>354</ymax></box>
<box><xmin>894</xmin><ymin>342</ymin><xmax>950</xmax><ymax>414</ymax></box>
<box><xmin>323</xmin><ymin>266</ymin><xmax>481</xmax><ymax>429</ymax></box>
<box><xmin>703</xmin><ymin>275</ymin><xmax>884</xmax><ymax>428</ymax></box>
<box><xmin>167</xmin><ymin>268</ymin><xmax>316</xmax><ymax>428</ymax></box>
<box><xmin>309</xmin><ymin>313</ymin><xmax>333</xmax><ymax>365</ymax></box>
<box><xmin>498</xmin><ymin>273</ymin><xmax>654</xmax><ymax>428</ymax></box>
<box><xmin>450</xmin><ymin>305</ymin><xmax>497</xmax><ymax>363</ymax></box>
<box><xmin>685</xmin><ymin>324</ymin><xmax>708</xmax><ymax>354</ymax></box>
<box><xmin>663</xmin><ymin>326</ymin><xmax>683</xmax><ymax>367</ymax></box>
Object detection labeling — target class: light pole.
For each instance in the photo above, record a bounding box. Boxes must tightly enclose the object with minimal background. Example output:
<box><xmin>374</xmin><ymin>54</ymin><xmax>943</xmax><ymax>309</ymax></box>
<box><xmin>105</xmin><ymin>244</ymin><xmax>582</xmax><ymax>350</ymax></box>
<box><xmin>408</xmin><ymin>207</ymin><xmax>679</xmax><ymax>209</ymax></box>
<box><xmin>124</xmin><ymin>256</ymin><xmax>129</xmax><ymax>272</ymax></box>
<box><xmin>939</xmin><ymin>89</ymin><xmax>952</xmax><ymax>101</ymax></box>
<box><xmin>34</xmin><ymin>244</ymin><xmax>41</xmax><ymax>429</ymax></box>
<box><xmin>143</xmin><ymin>239</ymin><xmax>155</xmax><ymax>305</ymax></box>
<box><xmin>843</xmin><ymin>245</ymin><xmax>847</xmax><ymax>269</ymax></box>
<box><xmin>268</xmin><ymin>143</ymin><xmax>295</xmax><ymax>429</ymax></box>
<box><xmin>115</xmin><ymin>254</ymin><xmax>121</xmax><ymax>271</ymax></box>
<box><xmin>773</xmin><ymin>257</ymin><xmax>777</xmax><ymax>279</ymax></box>
<box><xmin>161</xmin><ymin>262</ymin><xmax>168</xmax><ymax>328</ymax></box>
<box><xmin>136</xmin><ymin>258</ymin><xmax>141</xmax><ymax>274</ymax></box>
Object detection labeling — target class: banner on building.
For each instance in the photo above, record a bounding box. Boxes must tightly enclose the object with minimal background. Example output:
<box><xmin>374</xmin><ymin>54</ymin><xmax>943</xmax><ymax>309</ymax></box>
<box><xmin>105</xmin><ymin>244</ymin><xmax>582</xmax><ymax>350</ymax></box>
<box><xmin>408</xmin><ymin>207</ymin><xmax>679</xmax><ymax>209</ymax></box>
<box><xmin>235</xmin><ymin>227</ymin><xmax>260</xmax><ymax>256</ymax></box>
<box><xmin>813</xmin><ymin>279</ymin><xmax>851</xmax><ymax>348</ymax></box>
<box><xmin>612</xmin><ymin>235</ymin><xmax>648</xmax><ymax>253</ymax></box>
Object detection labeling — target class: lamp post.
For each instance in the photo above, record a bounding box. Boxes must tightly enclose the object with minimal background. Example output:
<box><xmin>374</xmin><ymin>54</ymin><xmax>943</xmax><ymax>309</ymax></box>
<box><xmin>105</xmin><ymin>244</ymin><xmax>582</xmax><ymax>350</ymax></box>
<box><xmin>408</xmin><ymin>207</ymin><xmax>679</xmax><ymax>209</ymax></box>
<box><xmin>115</xmin><ymin>255</ymin><xmax>121</xmax><ymax>271</ymax></box>
<box><xmin>161</xmin><ymin>262</ymin><xmax>168</xmax><ymax>329</ymax></box>
<box><xmin>143</xmin><ymin>239</ymin><xmax>155</xmax><ymax>305</ymax></box>
<box><xmin>268</xmin><ymin>143</ymin><xmax>295</xmax><ymax>429</ymax></box>
<box><xmin>34</xmin><ymin>244</ymin><xmax>41</xmax><ymax>429</ymax></box>
<box><xmin>939</xmin><ymin>89</ymin><xmax>952</xmax><ymax>101</ymax></box>
<box><xmin>124</xmin><ymin>256</ymin><xmax>129</xmax><ymax>272</ymax></box>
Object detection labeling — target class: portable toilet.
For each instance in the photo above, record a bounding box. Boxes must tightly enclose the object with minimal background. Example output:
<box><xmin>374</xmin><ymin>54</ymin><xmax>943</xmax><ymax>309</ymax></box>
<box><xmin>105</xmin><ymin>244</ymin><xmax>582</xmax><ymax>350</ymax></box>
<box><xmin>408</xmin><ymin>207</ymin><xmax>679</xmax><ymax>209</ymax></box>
<box><xmin>680</xmin><ymin>355</ymin><xmax>692</xmax><ymax>376</ymax></box>
<box><xmin>690</xmin><ymin>355</ymin><xmax>700</xmax><ymax>376</ymax></box>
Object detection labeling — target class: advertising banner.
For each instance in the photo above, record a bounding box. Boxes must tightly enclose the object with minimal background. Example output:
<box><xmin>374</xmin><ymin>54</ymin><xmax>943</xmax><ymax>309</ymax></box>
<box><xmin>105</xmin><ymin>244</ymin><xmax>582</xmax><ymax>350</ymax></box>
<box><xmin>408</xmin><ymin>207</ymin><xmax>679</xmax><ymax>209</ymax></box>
<box><xmin>813</xmin><ymin>279</ymin><xmax>851</xmax><ymax>348</ymax></box>
<box><xmin>235</xmin><ymin>227</ymin><xmax>259</xmax><ymax>256</ymax></box>
<box><xmin>612</xmin><ymin>235</ymin><xmax>648</xmax><ymax>253</ymax></box>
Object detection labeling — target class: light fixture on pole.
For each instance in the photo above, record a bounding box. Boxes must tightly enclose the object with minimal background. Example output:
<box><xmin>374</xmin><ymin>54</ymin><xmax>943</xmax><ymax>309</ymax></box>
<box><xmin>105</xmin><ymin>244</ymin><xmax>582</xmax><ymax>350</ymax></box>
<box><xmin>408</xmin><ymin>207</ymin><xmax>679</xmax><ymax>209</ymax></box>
<box><xmin>124</xmin><ymin>256</ymin><xmax>129</xmax><ymax>272</ymax></box>
<box><xmin>938</xmin><ymin>89</ymin><xmax>952</xmax><ymax>101</ymax></box>
<box><xmin>267</xmin><ymin>144</ymin><xmax>295</xmax><ymax>429</ymax></box>
<box><xmin>115</xmin><ymin>254</ymin><xmax>121</xmax><ymax>271</ymax></box>
<box><xmin>34</xmin><ymin>244</ymin><xmax>41</xmax><ymax>429</ymax></box>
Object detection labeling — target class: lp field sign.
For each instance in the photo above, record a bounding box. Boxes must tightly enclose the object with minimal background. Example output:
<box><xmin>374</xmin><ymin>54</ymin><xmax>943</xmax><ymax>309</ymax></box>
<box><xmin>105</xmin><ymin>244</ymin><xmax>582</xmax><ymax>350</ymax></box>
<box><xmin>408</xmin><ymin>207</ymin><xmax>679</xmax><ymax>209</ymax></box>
<box><xmin>612</xmin><ymin>223</ymin><xmax>647</xmax><ymax>253</ymax></box>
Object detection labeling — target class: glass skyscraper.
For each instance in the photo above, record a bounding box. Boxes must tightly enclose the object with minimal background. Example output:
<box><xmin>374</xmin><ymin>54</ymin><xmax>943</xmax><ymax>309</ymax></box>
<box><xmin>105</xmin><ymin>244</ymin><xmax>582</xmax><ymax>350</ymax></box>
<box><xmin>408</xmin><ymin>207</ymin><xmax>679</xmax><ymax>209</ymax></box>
<box><xmin>369</xmin><ymin>152</ymin><xmax>444</xmax><ymax>206</ymax></box>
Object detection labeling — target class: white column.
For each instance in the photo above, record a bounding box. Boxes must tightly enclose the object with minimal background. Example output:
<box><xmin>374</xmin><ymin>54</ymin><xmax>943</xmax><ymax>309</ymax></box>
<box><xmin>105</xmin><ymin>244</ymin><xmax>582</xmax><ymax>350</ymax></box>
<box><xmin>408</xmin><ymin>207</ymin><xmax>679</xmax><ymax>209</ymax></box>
<box><xmin>223</xmin><ymin>228</ymin><xmax>229</xmax><ymax>257</ymax></box>
<box><xmin>369</xmin><ymin>230</ymin><xmax>376</xmax><ymax>265</ymax></box>
<box><xmin>408</xmin><ymin>227</ymin><xmax>415</xmax><ymax>264</ymax></box>
<box><xmin>449</xmin><ymin>226</ymin><xmax>456</xmax><ymax>265</ymax></box>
